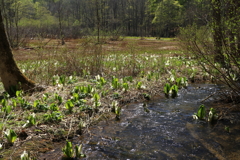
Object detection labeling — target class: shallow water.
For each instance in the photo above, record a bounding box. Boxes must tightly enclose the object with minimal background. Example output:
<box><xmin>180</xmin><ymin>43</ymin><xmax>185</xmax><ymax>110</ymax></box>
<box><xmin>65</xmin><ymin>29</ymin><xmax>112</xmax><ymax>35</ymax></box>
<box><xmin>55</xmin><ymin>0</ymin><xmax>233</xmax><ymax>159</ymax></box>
<box><xmin>40</xmin><ymin>84</ymin><xmax>240</xmax><ymax>159</ymax></box>
<box><xmin>80</xmin><ymin>84</ymin><xmax>240</xmax><ymax>160</ymax></box>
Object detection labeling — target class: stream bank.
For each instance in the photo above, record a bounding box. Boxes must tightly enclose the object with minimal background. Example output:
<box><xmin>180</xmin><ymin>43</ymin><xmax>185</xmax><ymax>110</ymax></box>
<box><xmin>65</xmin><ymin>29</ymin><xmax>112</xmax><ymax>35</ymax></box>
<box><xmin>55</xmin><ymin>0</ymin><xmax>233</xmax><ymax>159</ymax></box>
<box><xmin>39</xmin><ymin>84</ymin><xmax>240</xmax><ymax>160</ymax></box>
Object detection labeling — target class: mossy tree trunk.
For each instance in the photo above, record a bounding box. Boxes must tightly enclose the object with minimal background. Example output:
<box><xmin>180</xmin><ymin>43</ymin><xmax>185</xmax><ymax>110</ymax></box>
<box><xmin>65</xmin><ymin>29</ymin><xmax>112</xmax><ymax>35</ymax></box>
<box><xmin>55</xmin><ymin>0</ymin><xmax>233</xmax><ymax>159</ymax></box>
<box><xmin>0</xmin><ymin>9</ymin><xmax>42</xmax><ymax>94</ymax></box>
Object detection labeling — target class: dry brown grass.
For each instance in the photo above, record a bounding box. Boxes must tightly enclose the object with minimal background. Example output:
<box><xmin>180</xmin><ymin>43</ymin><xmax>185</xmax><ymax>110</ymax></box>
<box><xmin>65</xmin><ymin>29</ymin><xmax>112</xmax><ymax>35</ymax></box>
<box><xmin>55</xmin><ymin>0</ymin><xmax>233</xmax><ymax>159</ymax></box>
<box><xmin>10</xmin><ymin>37</ymin><xmax>181</xmax><ymax>86</ymax></box>
<box><xmin>13</xmin><ymin>37</ymin><xmax>180</xmax><ymax>61</ymax></box>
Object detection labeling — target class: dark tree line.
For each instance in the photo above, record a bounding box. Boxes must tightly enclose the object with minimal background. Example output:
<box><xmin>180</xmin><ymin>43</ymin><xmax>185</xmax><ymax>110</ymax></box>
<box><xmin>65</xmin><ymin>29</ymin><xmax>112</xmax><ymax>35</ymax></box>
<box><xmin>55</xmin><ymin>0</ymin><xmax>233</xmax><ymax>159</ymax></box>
<box><xmin>0</xmin><ymin>0</ymin><xmax>236</xmax><ymax>47</ymax></box>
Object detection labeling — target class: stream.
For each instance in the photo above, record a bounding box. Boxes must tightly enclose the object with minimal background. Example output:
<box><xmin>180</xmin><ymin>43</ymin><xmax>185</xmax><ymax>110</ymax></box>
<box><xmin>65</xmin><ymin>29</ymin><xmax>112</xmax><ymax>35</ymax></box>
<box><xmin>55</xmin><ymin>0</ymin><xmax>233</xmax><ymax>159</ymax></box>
<box><xmin>40</xmin><ymin>84</ymin><xmax>240</xmax><ymax>160</ymax></box>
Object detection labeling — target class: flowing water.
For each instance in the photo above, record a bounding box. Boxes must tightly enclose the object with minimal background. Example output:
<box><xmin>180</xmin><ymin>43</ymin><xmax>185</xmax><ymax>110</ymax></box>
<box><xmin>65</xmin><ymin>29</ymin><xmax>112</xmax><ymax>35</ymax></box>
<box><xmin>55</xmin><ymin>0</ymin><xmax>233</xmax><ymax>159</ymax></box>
<box><xmin>41</xmin><ymin>84</ymin><xmax>240</xmax><ymax>159</ymax></box>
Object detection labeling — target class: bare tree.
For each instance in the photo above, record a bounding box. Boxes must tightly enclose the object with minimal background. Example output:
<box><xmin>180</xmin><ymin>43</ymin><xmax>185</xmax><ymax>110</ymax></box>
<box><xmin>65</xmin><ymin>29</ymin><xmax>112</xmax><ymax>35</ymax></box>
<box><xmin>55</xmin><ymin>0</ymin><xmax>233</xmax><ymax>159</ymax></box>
<box><xmin>179</xmin><ymin>0</ymin><xmax>240</xmax><ymax>101</ymax></box>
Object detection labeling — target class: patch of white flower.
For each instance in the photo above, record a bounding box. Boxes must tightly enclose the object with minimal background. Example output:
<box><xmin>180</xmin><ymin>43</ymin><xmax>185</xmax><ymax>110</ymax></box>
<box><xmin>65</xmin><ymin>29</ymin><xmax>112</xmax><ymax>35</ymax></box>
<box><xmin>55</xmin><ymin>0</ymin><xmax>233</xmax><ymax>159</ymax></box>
<box><xmin>165</xmin><ymin>60</ymin><xmax>170</xmax><ymax>66</ymax></box>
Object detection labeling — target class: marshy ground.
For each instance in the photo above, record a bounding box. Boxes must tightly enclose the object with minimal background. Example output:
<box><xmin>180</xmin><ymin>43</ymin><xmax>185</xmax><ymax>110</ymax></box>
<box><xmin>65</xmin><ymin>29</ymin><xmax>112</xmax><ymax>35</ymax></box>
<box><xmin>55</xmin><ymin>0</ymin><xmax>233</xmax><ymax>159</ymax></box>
<box><xmin>0</xmin><ymin>37</ymin><xmax>238</xmax><ymax>159</ymax></box>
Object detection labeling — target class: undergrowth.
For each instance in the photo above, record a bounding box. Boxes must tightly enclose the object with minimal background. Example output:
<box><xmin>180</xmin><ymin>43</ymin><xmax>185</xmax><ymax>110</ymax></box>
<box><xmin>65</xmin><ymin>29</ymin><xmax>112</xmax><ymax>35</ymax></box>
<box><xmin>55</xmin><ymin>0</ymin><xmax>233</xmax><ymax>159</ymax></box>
<box><xmin>0</xmin><ymin>37</ymin><xmax>214</xmax><ymax>159</ymax></box>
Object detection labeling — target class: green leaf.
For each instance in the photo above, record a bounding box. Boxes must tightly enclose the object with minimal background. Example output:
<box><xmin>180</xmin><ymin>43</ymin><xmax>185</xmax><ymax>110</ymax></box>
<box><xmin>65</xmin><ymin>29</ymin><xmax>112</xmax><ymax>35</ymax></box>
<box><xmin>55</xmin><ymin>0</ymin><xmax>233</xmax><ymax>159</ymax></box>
<box><xmin>4</xmin><ymin>129</ymin><xmax>17</xmax><ymax>144</ymax></box>
<box><xmin>170</xmin><ymin>84</ymin><xmax>178</xmax><ymax>98</ymax></box>
<box><xmin>75</xmin><ymin>144</ymin><xmax>86</xmax><ymax>158</ymax></box>
<box><xmin>1</xmin><ymin>99</ymin><xmax>8</xmax><ymax>107</ymax></box>
<box><xmin>197</xmin><ymin>104</ymin><xmax>206</xmax><ymax>120</ymax></box>
<box><xmin>62</xmin><ymin>141</ymin><xmax>74</xmax><ymax>158</ymax></box>
<box><xmin>164</xmin><ymin>83</ymin><xmax>171</xmax><ymax>94</ymax></box>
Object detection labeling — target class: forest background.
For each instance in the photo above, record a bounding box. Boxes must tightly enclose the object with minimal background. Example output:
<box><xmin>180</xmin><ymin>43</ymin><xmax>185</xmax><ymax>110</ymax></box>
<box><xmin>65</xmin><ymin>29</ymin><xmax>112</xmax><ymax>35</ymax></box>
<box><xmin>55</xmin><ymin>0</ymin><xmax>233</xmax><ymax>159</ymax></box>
<box><xmin>0</xmin><ymin>0</ymin><xmax>207</xmax><ymax>48</ymax></box>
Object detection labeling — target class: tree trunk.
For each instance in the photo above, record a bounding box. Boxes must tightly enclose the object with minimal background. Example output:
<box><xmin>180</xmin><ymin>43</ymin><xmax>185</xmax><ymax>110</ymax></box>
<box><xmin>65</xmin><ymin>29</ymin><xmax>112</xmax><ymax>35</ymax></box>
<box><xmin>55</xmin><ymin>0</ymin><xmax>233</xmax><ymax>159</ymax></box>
<box><xmin>212</xmin><ymin>0</ymin><xmax>225</xmax><ymax>66</ymax></box>
<box><xmin>95</xmin><ymin>0</ymin><xmax>100</xmax><ymax>43</ymax></box>
<box><xmin>0</xmin><ymin>9</ymin><xmax>43</xmax><ymax>95</ymax></box>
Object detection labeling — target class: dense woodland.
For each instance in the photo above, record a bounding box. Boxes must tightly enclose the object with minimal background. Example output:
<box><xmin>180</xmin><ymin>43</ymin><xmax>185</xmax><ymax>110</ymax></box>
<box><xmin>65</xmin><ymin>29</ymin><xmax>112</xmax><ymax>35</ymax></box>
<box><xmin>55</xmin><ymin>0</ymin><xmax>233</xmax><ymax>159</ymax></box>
<box><xmin>0</xmin><ymin>0</ymin><xmax>212</xmax><ymax>47</ymax></box>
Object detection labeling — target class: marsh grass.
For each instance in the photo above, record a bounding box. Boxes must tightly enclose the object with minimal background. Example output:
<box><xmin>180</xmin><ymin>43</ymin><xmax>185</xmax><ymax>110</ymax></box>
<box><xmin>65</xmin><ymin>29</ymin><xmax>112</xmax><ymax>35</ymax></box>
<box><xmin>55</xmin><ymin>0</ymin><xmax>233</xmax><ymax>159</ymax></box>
<box><xmin>0</xmin><ymin>37</ymin><xmax>209</xmax><ymax>159</ymax></box>
<box><xmin>16</xmin><ymin>37</ymin><xmax>185</xmax><ymax>79</ymax></box>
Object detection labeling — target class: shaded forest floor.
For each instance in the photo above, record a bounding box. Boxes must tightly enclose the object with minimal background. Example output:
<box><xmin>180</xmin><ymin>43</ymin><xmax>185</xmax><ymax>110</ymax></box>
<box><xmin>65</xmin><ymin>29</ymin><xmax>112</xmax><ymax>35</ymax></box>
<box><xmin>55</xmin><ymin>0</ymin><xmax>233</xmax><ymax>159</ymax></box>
<box><xmin>0</xmin><ymin>37</ymin><xmax>238</xmax><ymax>159</ymax></box>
